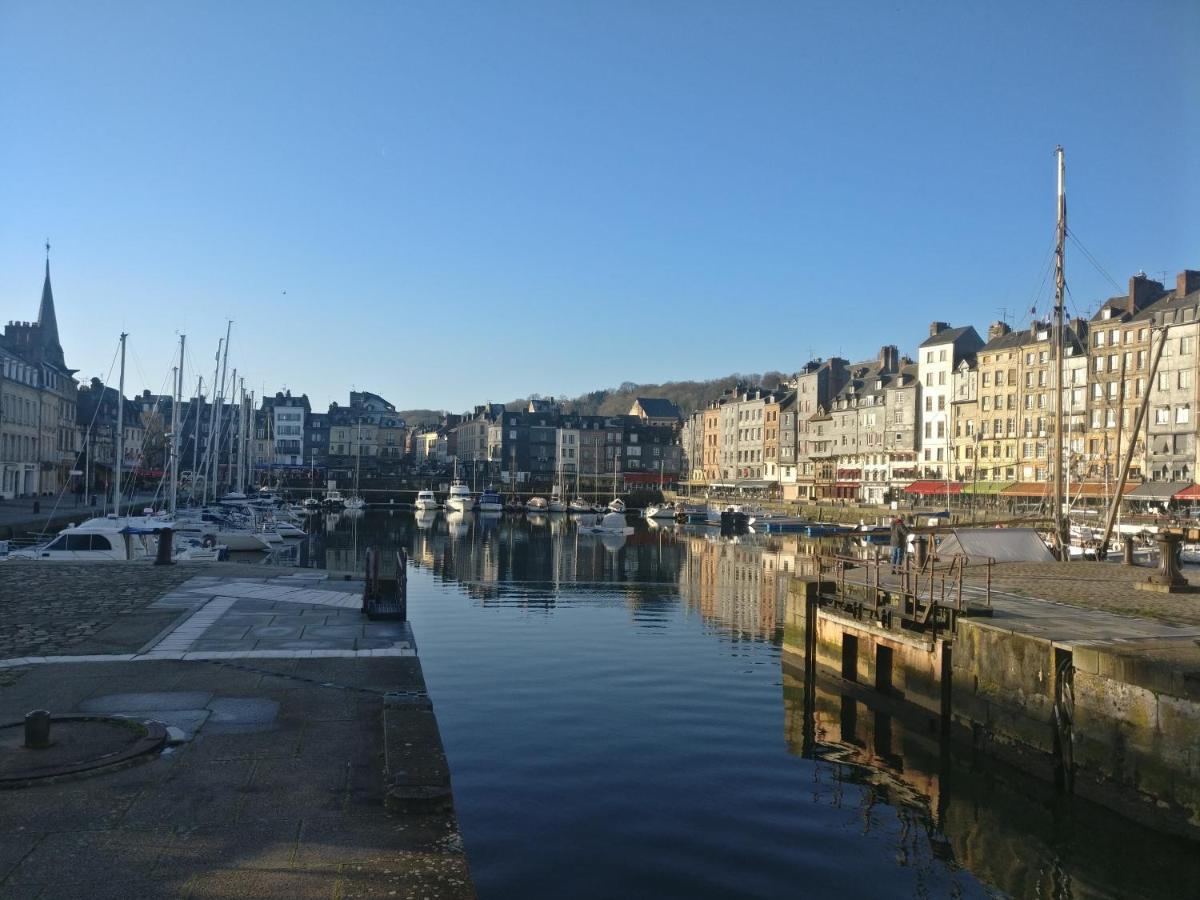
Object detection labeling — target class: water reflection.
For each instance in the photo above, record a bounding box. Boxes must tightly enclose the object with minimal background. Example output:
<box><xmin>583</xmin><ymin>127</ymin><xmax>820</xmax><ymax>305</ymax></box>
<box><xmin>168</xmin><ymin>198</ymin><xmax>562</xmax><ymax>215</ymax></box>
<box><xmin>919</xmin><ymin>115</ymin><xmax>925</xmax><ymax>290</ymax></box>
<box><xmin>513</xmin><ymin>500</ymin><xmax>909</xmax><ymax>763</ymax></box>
<box><xmin>308</xmin><ymin>512</ymin><xmax>1197</xmax><ymax>899</ymax></box>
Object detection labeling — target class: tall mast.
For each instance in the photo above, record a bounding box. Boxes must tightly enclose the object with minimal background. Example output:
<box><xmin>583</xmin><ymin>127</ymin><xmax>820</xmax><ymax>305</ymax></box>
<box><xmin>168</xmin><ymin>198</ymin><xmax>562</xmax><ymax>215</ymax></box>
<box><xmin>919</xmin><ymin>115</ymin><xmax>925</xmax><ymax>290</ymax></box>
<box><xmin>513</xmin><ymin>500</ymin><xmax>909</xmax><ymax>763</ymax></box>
<box><xmin>170</xmin><ymin>334</ymin><xmax>185</xmax><ymax>516</ymax></box>
<box><xmin>202</xmin><ymin>341</ymin><xmax>222</xmax><ymax>505</ymax></box>
<box><xmin>213</xmin><ymin>320</ymin><xmax>232</xmax><ymax>494</ymax></box>
<box><xmin>1052</xmin><ymin>146</ymin><xmax>1068</xmax><ymax>559</ymax></box>
<box><xmin>190</xmin><ymin>375</ymin><xmax>202</xmax><ymax>502</ymax></box>
<box><xmin>226</xmin><ymin>367</ymin><xmax>238</xmax><ymax>493</ymax></box>
<box><xmin>114</xmin><ymin>333</ymin><xmax>127</xmax><ymax>519</ymax></box>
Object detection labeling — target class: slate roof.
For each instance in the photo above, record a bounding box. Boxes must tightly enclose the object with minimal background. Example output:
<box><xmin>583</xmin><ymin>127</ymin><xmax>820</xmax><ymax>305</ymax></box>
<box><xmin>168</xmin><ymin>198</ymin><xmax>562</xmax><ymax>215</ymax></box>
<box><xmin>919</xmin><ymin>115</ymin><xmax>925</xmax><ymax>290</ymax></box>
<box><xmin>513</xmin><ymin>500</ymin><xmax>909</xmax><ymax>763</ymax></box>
<box><xmin>919</xmin><ymin>325</ymin><xmax>982</xmax><ymax>350</ymax></box>
<box><xmin>1130</xmin><ymin>287</ymin><xmax>1200</xmax><ymax>325</ymax></box>
<box><xmin>634</xmin><ymin>397</ymin><xmax>681</xmax><ymax>419</ymax></box>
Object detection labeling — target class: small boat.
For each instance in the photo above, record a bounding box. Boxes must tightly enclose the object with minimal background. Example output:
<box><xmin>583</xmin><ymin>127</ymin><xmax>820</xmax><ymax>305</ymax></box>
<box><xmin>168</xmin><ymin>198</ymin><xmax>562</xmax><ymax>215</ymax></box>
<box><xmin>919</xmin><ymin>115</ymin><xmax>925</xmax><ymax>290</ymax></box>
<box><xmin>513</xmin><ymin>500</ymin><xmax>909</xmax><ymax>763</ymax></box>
<box><xmin>344</xmin><ymin>496</ymin><xmax>366</xmax><ymax>511</ymax></box>
<box><xmin>674</xmin><ymin>503</ymin><xmax>707</xmax><ymax>523</ymax></box>
<box><xmin>746</xmin><ymin>514</ymin><xmax>809</xmax><ymax>534</ymax></box>
<box><xmin>478</xmin><ymin>487</ymin><xmax>503</xmax><ymax>513</ymax></box>
<box><xmin>644</xmin><ymin>503</ymin><xmax>676</xmax><ymax>520</ymax></box>
<box><xmin>414</xmin><ymin>489</ymin><xmax>439</xmax><ymax>511</ymax></box>
<box><xmin>568</xmin><ymin>498</ymin><xmax>592</xmax><ymax>514</ymax></box>
<box><xmin>526</xmin><ymin>496</ymin><xmax>549</xmax><ymax>513</ymax></box>
<box><xmin>302</xmin><ymin>497</ymin><xmax>321</xmax><ymax>510</ymax></box>
<box><xmin>446</xmin><ymin>479</ymin><xmax>475</xmax><ymax>513</ymax></box>
<box><xmin>578</xmin><ymin>512</ymin><xmax>634</xmax><ymax>535</ymax></box>
<box><xmin>324</xmin><ymin>490</ymin><xmax>345</xmax><ymax>508</ymax></box>
<box><xmin>607</xmin><ymin>498</ymin><xmax>626</xmax><ymax>514</ymax></box>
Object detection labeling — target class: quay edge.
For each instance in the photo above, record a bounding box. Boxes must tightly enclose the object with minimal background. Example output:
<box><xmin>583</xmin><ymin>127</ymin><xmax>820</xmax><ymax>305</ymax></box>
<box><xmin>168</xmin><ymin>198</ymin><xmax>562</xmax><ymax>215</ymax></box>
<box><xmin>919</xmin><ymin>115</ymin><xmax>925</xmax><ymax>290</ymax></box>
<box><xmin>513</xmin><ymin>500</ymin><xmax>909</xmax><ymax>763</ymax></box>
<box><xmin>783</xmin><ymin>575</ymin><xmax>1200</xmax><ymax>840</ymax></box>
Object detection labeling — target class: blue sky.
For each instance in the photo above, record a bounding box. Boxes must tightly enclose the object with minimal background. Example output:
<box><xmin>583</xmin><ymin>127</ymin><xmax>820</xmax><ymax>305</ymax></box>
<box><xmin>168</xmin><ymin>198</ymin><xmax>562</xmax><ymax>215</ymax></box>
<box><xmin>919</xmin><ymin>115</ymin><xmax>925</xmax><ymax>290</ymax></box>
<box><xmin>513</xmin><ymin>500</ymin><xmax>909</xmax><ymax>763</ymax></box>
<box><xmin>2</xmin><ymin>1</ymin><xmax>1197</xmax><ymax>412</ymax></box>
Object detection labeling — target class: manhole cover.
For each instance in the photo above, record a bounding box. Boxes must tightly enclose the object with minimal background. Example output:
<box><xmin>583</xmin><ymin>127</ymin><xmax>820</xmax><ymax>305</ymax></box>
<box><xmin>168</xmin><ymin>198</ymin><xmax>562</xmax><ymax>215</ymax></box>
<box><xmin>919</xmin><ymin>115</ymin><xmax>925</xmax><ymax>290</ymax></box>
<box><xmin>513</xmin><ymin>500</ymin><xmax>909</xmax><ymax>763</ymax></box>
<box><xmin>0</xmin><ymin>715</ymin><xmax>167</xmax><ymax>787</ymax></box>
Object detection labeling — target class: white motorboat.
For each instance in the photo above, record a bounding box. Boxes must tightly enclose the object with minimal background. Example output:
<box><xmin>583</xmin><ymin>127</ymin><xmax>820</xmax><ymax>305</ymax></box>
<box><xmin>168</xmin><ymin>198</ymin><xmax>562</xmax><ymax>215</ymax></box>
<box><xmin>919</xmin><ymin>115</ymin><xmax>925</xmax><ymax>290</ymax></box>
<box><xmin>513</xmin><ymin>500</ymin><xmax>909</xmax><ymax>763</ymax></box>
<box><xmin>302</xmin><ymin>497</ymin><xmax>321</xmax><ymax>510</ymax></box>
<box><xmin>526</xmin><ymin>496</ymin><xmax>549</xmax><ymax>513</ymax></box>
<box><xmin>272</xmin><ymin>520</ymin><xmax>307</xmax><ymax>539</ymax></box>
<box><xmin>607</xmin><ymin>498</ymin><xmax>626</xmax><ymax>514</ymax></box>
<box><xmin>6</xmin><ymin>517</ymin><xmax>153</xmax><ymax>562</ymax></box>
<box><xmin>644</xmin><ymin>503</ymin><xmax>675</xmax><ymax>519</ymax></box>
<box><xmin>578</xmin><ymin>512</ymin><xmax>634</xmax><ymax>535</ymax></box>
<box><xmin>414</xmin><ymin>489</ymin><xmax>439</xmax><ymax>511</ymax></box>
<box><xmin>478</xmin><ymin>487</ymin><xmax>503</xmax><ymax>513</ymax></box>
<box><xmin>344</xmin><ymin>496</ymin><xmax>366</xmax><ymax>510</ymax></box>
<box><xmin>446</xmin><ymin>479</ymin><xmax>475</xmax><ymax>513</ymax></box>
<box><xmin>324</xmin><ymin>491</ymin><xmax>346</xmax><ymax>507</ymax></box>
<box><xmin>568</xmin><ymin>498</ymin><xmax>591</xmax><ymax>514</ymax></box>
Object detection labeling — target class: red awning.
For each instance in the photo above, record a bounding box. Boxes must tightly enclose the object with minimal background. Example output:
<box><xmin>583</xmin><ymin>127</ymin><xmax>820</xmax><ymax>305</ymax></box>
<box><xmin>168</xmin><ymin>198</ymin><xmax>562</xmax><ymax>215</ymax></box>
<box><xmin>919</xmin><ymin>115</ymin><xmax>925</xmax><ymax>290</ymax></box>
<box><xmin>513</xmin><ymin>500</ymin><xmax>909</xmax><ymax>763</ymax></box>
<box><xmin>904</xmin><ymin>480</ymin><xmax>961</xmax><ymax>496</ymax></box>
<box><xmin>1174</xmin><ymin>484</ymin><xmax>1200</xmax><ymax>500</ymax></box>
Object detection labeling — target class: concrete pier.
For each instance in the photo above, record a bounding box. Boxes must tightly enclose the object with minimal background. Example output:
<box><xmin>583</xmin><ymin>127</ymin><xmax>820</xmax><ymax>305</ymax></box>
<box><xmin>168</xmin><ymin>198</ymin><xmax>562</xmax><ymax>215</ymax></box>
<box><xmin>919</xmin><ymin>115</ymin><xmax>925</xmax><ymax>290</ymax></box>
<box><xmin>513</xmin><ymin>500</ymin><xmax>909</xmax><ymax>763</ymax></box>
<box><xmin>784</xmin><ymin>559</ymin><xmax>1200</xmax><ymax>840</ymax></box>
<box><xmin>0</xmin><ymin>563</ymin><xmax>475</xmax><ymax>897</ymax></box>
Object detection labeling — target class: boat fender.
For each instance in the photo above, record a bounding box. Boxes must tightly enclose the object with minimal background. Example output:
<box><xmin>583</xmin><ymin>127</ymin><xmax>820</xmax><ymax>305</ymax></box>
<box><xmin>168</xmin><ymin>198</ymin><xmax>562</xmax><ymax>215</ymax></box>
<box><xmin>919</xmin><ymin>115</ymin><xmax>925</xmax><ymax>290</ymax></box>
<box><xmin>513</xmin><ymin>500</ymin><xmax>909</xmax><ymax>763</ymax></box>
<box><xmin>202</xmin><ymin>534</ymin><xmax>217</xmax><ymax>549</ymax></box>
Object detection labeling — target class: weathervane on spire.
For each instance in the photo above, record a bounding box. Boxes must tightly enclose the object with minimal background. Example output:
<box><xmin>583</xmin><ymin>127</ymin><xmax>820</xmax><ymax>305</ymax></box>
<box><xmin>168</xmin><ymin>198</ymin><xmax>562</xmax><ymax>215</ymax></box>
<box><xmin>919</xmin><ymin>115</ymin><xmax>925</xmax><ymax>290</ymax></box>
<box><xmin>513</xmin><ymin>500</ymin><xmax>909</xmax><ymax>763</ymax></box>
<box><xmin>45</xmin><ymin>238</ymin><xmax>50</xmax><ymax>260</ymax></box>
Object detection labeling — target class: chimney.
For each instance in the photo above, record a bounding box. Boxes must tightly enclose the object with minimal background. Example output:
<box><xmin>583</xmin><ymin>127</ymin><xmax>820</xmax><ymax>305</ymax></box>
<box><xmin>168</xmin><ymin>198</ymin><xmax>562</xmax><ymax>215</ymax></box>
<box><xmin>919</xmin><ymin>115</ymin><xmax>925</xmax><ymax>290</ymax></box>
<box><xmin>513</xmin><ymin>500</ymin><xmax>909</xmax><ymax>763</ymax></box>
<box><xmin>929</xmin><ymin>321</ymin><xmax>949</xmax><ymax>338</ymax></box>
<box><xmin>1128</xmin><ymin>272</ymin><xmax>1165</xmax><ymax>312</ymax></box>
<box><xmin>1176</xmin><ymin>270</ymin><xmax>1200</xmax><ymax>298</ymax></box>
<box><xmin>878</xmin><ymin>345</ymin><xmax>899</xmax><ymax>372</ymax></box>
<box><xmin>987</xmin><ymin>321</ymin><xmax>1011</xmax><ymax>343</ymax></box>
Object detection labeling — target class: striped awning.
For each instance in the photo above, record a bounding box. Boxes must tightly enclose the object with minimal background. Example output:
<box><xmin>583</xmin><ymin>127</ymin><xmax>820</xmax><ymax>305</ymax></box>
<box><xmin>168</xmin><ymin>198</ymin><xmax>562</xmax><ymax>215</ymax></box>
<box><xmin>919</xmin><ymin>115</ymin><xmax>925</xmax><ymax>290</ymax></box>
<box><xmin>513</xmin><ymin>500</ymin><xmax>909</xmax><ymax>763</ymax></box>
<box><xmin>960</xmin><ymin>481</ymin><xmax>1014</xmax><ymax>495</ymax></box>
<box><xmin>1127</xmin><ymin>481</ymin><xmax>1191</xmax><ymax>500</ymax></box>
<box><xmin>904</xmin><ymin>480</ymin><xmax>962</xmax><ymax>496</ymax></box>
<box><xmin>1002</xmin><ymin>482</ymin><xmax>1051</xmax><ymax>497</ymax></box>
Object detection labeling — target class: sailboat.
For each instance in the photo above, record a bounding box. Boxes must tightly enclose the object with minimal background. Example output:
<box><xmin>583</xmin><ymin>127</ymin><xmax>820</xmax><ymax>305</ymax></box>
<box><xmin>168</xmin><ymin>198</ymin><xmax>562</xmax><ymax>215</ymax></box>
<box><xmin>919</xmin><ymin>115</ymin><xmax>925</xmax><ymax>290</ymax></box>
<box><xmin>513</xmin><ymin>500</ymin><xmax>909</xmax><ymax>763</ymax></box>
<box><xmin>549</xmin><ymin>453</ymin><xmax>566</xmax><ymax>513</ymax></box>
<box><xmin>607</xmin><ymin>454</ymin><xmax>625</xmax><ymax>514</ymax></box>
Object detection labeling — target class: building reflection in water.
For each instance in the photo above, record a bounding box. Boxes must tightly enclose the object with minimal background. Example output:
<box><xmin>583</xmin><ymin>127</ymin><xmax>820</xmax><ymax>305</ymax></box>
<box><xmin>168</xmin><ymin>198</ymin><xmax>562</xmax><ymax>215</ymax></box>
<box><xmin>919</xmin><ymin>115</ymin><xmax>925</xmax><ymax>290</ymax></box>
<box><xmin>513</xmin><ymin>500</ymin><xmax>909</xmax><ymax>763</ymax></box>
<box><xmin>311</xmin><ymin>511</ymin><xmax>1200</xmax><ymax>898</ymax></box>
<box><xmin>781</xmin><ymin>644</ymin><xmax>1200</xmax><ymax>898</ymax></box>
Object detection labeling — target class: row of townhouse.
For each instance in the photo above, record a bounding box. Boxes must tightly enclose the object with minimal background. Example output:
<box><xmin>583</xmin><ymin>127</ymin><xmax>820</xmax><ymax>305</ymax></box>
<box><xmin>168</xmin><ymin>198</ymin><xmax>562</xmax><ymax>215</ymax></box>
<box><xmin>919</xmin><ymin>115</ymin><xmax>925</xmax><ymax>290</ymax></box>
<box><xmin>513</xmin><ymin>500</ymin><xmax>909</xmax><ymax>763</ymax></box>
<box><xmin>433</xmin><ymin>397</ymin><xmax>684</xmax><ymax>487</ymax></box>
<box><xmin>680</xmin><ymin>269</ymin><xmax>1200</xmax><ymax>505</ymax></box>
<box><xmin>1</xmin><ymin>259</ymin><xmax>81</xmax><ymax>498</ymax></box>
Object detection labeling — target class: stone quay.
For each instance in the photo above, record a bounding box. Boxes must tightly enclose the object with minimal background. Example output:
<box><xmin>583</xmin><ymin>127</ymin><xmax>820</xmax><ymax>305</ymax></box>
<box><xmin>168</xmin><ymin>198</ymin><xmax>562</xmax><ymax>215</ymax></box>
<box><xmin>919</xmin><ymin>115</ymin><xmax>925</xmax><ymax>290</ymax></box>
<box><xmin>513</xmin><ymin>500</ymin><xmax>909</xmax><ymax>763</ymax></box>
<box><xmin>783</xmin><ymin>557</ymin><xmax>1200</xmax><ymax>841</ymax></box>
<box><xmin>0</xmin><ymin>562</ymin><xmax>475</xmax><ymax>898</ymax></box>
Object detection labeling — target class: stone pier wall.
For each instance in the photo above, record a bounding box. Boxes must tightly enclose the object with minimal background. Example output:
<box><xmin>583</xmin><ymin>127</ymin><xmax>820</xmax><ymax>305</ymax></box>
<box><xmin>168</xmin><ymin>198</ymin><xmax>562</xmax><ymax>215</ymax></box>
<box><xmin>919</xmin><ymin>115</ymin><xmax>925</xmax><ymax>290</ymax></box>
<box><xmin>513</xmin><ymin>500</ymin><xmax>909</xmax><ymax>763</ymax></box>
<box><xmin>951</xmin><ymin>619</ymin><xmax>1058</xmax><ymax>770</ymax></box>
<box><xmin>1070</xmin><ymin>640</ymin><xmax>1200</xmax><ymax>836</ymax></box>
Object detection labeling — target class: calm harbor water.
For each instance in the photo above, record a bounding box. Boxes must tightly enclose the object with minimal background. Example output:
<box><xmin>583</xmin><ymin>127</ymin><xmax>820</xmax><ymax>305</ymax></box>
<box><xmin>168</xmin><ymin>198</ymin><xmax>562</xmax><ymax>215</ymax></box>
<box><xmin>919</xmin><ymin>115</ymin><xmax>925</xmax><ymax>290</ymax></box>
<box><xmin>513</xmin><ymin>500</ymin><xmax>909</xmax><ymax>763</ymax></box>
<box><xmin>305</xmin><ymin>510</ymin><xmax>1198</xmax><ymax>900</ymax></box>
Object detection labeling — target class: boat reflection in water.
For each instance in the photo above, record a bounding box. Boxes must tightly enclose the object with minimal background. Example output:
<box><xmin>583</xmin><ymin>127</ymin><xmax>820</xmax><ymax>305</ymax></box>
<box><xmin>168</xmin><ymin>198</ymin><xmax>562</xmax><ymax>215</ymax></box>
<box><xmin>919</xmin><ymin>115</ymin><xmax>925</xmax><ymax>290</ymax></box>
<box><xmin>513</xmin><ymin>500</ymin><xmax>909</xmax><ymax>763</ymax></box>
<box><xmin>306</xmin><ymin>512</ymin><xmax>1199</xmax><ymax>899</ymax></box>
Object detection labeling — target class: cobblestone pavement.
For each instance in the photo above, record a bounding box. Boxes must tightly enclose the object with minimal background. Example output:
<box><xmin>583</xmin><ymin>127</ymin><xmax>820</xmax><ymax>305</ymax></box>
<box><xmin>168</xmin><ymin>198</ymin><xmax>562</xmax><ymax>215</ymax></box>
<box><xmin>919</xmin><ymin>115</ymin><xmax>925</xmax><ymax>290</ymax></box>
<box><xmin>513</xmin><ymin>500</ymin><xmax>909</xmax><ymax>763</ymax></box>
<box><xmin>0</xmin><ymin>563</ymin><xmax>229</xmax><ymax>659</ymax></box>
<box><xmin>962</xmin><ymin>560</ymin><xmax>1200</xmax><ymax>626</ymax></box>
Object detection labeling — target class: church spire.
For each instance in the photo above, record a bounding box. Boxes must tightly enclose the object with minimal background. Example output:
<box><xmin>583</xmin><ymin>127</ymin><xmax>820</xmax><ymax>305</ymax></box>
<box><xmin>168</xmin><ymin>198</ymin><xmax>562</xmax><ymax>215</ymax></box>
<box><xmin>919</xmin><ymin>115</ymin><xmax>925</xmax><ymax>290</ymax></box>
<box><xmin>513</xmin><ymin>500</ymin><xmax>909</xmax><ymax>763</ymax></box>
<box><xmin>36</xmin><ymin>240</ymin><xmax>66</xmax><ymax>369</ymax></box>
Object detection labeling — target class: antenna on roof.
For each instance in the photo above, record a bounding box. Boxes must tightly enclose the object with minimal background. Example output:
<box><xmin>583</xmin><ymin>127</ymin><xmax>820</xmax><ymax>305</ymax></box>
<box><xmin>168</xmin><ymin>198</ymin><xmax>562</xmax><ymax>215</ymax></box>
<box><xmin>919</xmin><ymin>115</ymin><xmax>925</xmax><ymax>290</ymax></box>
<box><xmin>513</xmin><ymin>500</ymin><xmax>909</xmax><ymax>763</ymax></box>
<box><xmin>996</xmin><ymin>306</ymin><xmax>1011</xmax><ymax>325</ymax></box>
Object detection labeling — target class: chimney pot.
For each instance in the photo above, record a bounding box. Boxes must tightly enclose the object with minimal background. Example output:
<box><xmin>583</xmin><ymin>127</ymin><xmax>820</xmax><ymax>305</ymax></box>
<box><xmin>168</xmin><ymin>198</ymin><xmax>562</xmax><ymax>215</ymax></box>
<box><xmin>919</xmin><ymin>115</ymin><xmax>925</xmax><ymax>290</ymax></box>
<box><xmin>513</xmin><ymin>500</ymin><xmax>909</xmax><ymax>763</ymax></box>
<box><xmin>1177</xmin><ymin>270</ymin><xmax>1200</xmax><ymax>298</ymax></box>
<box><xmin>929</xmin><ymin>321</ymin><xmax>949</xmax><ymax>338</ymax></box>
<box><xmin>987</xmin><ymin>321</ymin><xmax>1012</xmax><ymax>343</ymax></box>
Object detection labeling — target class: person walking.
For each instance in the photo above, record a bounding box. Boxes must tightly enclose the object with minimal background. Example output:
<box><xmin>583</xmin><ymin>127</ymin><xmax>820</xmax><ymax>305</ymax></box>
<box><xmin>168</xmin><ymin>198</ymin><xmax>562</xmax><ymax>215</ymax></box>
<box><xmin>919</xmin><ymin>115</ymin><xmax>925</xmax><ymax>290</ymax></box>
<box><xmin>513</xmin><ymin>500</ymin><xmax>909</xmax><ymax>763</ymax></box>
<box><xmin>889</xmin><ymin>515</ymin><xmax>909</xmax><ymax>574</ymax></box>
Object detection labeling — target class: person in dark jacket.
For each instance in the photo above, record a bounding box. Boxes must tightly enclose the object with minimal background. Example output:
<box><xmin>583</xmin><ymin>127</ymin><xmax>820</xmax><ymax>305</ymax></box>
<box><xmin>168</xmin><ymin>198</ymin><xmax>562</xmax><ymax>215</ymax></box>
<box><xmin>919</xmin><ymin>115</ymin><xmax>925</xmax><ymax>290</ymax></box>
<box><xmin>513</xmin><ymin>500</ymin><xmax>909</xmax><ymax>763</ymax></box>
<box><xmin>889</xmin><ymin>516</ymin><xmax>909</xmax><ymax>573</ymax></box>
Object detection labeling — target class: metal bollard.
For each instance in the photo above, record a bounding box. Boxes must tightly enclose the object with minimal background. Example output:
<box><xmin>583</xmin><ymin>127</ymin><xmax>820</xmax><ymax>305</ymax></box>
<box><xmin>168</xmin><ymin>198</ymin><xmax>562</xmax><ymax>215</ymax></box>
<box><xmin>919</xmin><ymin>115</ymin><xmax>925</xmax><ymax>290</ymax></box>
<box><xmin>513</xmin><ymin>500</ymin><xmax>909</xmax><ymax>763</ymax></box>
<box><xmin>913</xmin><ymin>535</ymin><xmax>929</xmax><ymax>569</ymax></box>
<box><xmin>154</xmin><ymin>527</ymin><xmax>174</xmax><ymax>565</ymax></box>
<box><xmin>24</xmin><ymin>709</ymin><xmax>51</xmax><ymax>749</ymax></box>
<box><xmin>1122</xmin><ymin>535</ymin><xmax>1135</xmax><ymax>566</ymax></box>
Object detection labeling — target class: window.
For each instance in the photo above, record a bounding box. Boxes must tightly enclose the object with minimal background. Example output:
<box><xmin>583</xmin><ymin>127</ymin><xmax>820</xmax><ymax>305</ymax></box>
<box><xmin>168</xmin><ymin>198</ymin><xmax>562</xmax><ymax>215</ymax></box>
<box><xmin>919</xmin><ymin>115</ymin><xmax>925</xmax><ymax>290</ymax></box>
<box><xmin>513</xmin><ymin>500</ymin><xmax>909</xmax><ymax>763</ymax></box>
<box><xmin>1155</xmin><ymin>407</ymin><xmax>1169</xmax><ymax>425</ymax></box>
<box><xmin>1182</xmin><ymin>336</ymin><xmax>1194</xmax><ymax>355</ymax></box>
<box><xmin>1159</xmin><ymin>372</ymin><xmax>1170</xmax><ymax>392</ymax></box>
<box><xmin>1181</xmin><ymin>370</ymin><xmax>1192</xmax><ymax>390</ymax></box>
<box><xmin>982</xmin><ymin>372</ymin><xmax>991</xmax><ymax>387</ymax></box>
<box><xmin>937</xmin><ymin>395</ymin><xmax>945</xmax><ymax>411</ymax></box>
<box><xmin>1177</xmin><ymin>406</ymin><xmax>1191</xmax><ymax>425</ymax></box>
